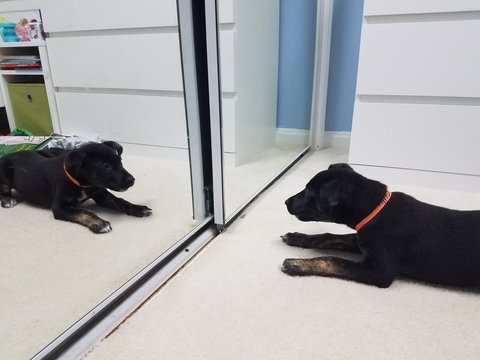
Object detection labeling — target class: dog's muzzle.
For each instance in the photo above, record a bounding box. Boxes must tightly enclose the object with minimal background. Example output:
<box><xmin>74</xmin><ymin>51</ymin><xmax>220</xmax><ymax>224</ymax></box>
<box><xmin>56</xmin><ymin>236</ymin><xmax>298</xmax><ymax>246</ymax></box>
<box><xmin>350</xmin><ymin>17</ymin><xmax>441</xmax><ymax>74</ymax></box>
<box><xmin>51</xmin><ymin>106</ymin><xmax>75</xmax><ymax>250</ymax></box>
<box><xmin>124</xmin><ymin>174</ymin><xmax>135</xmax><ymax>187</ymax></box>
<box><xmin>285</xmin><ymin>197</ymin><xmax>297</xmax><ymax>215</ymax></box>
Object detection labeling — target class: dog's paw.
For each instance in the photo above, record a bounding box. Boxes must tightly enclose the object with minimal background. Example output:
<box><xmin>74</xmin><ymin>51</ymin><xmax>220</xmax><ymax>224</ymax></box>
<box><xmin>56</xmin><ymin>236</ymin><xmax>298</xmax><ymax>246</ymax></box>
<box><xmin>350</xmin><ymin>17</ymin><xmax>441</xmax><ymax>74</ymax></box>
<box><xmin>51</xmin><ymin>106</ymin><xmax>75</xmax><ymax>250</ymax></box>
<box><xmin>281</xmin><ymin>258</ymin><xmax>306</xmax><ymax>276</ymax></box>
<box><xmin>90</xmin><ymin>220</ymin><xmax>112</xmax><ymax>234</ymax></box>
<box><xmin>281</xmin><ymin>232</ymin><xmax>308</xmax><ymax>247</ymax></box>
<box><xmin>1</xmin><ymin>198</ymin><xmax>18</xmax><ymax>208</ymax></box>
<box><xmin>127</xmin><ymin>205</ymin><xmax>152</xmax><ymax>217</ymax></box>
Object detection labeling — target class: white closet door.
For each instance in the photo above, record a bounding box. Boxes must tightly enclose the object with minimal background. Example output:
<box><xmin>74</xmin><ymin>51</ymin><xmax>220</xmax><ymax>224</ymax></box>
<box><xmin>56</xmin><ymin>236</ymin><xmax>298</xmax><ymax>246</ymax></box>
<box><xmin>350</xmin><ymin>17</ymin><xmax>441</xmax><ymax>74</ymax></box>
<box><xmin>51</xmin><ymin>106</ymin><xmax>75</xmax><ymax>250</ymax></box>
<box><xmin>349</xmin><ymin>1</ymin><xmax>480</xmax><ymax>188</ymax></box>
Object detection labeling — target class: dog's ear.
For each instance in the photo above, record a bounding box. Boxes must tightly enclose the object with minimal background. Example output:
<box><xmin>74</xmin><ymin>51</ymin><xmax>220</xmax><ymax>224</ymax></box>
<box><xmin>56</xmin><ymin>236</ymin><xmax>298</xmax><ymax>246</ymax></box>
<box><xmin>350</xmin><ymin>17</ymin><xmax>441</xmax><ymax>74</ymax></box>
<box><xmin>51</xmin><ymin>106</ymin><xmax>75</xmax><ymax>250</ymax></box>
<box><xmin>103</xmin><ymin>141</ymin><xmax>123</xmax><ymax>156</ymax></box>
<box><xmin>65</xmin><ymin>147</ymin><xmax>87</xmax><ymax>171</ymax></box>
<box><xmin>328</xmin><ymin>163</ymin><xmax>353</xmax><ymax>171</ymax></box>
<box><xmin>320</xmin><ymin>179</ymin><xmax>353</xmax><ymax>208</ymax></box>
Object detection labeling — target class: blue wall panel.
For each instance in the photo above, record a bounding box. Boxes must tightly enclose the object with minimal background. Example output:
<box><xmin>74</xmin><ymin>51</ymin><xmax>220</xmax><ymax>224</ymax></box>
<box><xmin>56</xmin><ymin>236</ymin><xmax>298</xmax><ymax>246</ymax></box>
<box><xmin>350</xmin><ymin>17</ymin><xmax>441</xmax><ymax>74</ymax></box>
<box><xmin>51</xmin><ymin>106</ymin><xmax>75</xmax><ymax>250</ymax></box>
<box><xmin>325</xmin><ymin>0</ymin><xmax>364</xmax><ymax>131</ymax></box>
<box><xmin>276</xmin><ymin>0</ymin><xmax>318</xmax><ymax>130</ymax></box>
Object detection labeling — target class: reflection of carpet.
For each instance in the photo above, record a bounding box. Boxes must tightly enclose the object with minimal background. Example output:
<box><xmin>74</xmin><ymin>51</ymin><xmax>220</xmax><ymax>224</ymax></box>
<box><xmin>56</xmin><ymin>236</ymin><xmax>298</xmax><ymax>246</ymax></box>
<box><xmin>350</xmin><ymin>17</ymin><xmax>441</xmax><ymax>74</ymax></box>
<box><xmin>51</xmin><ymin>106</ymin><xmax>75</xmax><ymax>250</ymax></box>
<box><xmin>224</xmin><ymin>143</ymin><xmax>308</xmax><ymax>217</ymax></box>
<box><xmin>88</xmin><ymin>148</ymin><xmax>480</xmax><ymax>360</ymax></box>
<box><xmin>0</xmin><ymin>155</ymin><xmax>198</xmax><ymax>360</ymax></box>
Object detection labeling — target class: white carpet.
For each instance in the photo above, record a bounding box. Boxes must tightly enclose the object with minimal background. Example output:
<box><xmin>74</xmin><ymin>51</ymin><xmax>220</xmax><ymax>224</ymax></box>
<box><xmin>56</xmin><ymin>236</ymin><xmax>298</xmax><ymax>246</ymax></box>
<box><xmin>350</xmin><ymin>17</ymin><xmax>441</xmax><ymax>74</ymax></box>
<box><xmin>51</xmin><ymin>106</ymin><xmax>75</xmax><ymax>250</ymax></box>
<box><xmin>1</xmin><ymin>145</ymin><xmax>308</xmax><ymax>360</ymax></box>
<box><xmin>0</xmin><ymin>155</ymin><xmax>198</xmax><ymax>360</ymax></box>
<box><xmin>86</xmin><ymin>148</ymin><xmax>480</xmax><ymax>360</ymax></box>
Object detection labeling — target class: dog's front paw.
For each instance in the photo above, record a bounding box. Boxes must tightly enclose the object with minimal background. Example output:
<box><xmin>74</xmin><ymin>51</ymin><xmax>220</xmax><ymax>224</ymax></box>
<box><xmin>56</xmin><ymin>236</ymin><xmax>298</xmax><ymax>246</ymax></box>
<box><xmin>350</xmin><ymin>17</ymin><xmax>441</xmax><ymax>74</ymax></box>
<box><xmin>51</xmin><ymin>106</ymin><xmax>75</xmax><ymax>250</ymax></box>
<box><xmin>127</xmin><ymin>205</ymin><xmax>152</xmax><ymax>217</ymax></box>
<box><xmin>1</xmin><ymin>198</ymin><xmax>18</xmax><ymax>208</ymax></box>
<box><xmin>90</xmin><ymin>220</ymin><xmax>112</xmax><ymax>234</ymax></box>
<box><xmin>281</xmin><ymin>258</ymin><xmax>307</xmax><ymax>276</ymax></box>
<box><xmin>281</xmin><ymin>232</ymin><xmax>308</xmax><ymax>247</ymax></box>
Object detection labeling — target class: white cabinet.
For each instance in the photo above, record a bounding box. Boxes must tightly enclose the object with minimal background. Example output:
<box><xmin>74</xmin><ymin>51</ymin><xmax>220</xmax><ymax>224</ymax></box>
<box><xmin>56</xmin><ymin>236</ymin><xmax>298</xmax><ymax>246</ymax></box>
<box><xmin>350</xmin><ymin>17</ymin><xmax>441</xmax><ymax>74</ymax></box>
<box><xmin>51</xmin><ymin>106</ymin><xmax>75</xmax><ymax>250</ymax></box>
<box><xmin>46</xmin><ymin>34</ymin><xmax>183</xmax><ymax>91</ymax></box>
<box><xmin>41</xmin><ymin>0</ymin><xmax>178</xmax><ymax>31</ymax></box>
<box><xmin>349</xmin><ymin>0</ymin><xmax>480</xmax><ymax>190</ymax></box>
<box><xmin>37</xmin><ymin>0</ymin><xmax>187</xmax><ymax>157</ymax></box>
<box><xmin>55</xmin><ymin>92</ymin><xmax>188</xmax><ymax>149</ymax></box>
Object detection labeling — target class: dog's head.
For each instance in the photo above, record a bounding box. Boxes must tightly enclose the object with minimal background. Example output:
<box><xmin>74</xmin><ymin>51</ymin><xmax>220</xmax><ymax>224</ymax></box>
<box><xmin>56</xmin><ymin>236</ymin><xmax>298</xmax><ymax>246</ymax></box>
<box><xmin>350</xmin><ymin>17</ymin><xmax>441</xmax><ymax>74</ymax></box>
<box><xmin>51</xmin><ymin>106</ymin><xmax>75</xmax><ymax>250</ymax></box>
<box><xmin>285</xmin><ymin>163</ymin><xmax>359</xmax><ymax>223</ymax></box>
<box><xmin>66</xmin><ymin>141</ymin><xmax>135</xmax><ymax>192</ymax></box>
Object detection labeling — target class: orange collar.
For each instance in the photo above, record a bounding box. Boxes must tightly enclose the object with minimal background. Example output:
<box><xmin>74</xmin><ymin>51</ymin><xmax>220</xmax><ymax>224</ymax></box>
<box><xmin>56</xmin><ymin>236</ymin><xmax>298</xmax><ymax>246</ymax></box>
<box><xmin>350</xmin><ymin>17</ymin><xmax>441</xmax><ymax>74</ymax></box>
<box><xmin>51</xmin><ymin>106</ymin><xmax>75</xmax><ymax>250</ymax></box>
<box><xmin>355</xmin><ymin>191</ymin><xmax>392</xmax><ymax>231</ymax></box>
<box><xmin>63</xmin><ymin>161</ymin><xmax>90</xmax><ymax>188</ymax></box>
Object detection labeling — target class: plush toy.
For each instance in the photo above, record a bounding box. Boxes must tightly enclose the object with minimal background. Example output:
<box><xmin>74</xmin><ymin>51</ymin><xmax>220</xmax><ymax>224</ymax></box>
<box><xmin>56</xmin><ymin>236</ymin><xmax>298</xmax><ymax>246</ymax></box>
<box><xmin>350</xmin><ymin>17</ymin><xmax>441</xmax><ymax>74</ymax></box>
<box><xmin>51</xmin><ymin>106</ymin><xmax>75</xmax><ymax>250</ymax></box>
<box><xmin>27</xmin><ymin>19</ymin><xmax>42</xmax><ymax>41</ymax></box>
<box><xmin>14</xmin><ymin>18</ymin><xmax>29</xmax><ymax>41</ymax></box>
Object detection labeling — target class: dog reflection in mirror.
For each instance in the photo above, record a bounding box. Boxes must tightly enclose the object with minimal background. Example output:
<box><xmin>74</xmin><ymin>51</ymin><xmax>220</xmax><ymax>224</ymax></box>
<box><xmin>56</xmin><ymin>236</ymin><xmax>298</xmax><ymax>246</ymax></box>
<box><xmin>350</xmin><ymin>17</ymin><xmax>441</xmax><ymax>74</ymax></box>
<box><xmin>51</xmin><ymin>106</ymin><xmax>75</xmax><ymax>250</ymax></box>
<box><xmin>0</xmin><ymin>141</ymin><xmax>152</xmax><ymax>233</ymax></box>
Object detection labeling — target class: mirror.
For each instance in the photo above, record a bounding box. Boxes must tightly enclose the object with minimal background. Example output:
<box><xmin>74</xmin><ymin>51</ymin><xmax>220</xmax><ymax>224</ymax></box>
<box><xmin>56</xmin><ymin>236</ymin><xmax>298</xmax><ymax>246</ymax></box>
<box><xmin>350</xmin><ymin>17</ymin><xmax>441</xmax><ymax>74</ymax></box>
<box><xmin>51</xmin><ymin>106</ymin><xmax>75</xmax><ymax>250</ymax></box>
<box><xmin>217</xmin><ymin>0</ymin><xmax>317</xmax><ymax>218</ymax></box>
<box><xmin>0</xmin><ymin>1</ymin><xmax>207</xmax><ymax>359</ymax></box>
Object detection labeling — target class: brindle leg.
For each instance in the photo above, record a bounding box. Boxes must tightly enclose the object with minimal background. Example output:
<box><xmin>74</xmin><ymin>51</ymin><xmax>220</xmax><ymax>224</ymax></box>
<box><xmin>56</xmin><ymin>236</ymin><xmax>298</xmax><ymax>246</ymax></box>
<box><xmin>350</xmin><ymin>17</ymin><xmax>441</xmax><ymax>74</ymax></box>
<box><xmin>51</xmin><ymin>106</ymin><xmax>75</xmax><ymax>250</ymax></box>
<box><xmin>281</xmin><ymin>232</ymin><xmax>361</xmax><ymax>254</ymax></box>
<box><xmin>91</xmin><ymin>190</ymin><xmax>152</xmax><ymax>217</ymax></box>
<box><xmin>281</xmin><ymin>255</ymin><xmax>397</xmax><ymax>288</ymax></box>
<box><xmin>52</xmin><ymin>206</ymin><xmax>112</xmax><ymax>233</ymax></box>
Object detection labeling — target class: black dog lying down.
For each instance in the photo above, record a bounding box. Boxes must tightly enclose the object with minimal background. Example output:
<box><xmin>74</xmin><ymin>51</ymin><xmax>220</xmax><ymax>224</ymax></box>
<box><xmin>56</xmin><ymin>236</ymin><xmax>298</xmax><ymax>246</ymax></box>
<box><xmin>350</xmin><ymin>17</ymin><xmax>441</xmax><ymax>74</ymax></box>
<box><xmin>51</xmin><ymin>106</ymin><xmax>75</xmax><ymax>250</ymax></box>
<box><xmin>0</xmin><ymin>141</ymin><xmax>152</xmax><ymax>233</ymax></box>
<box><xmin>282</xmin><ymin>163</ymin><xmax>480</xmax><ymax>288</ymax></box>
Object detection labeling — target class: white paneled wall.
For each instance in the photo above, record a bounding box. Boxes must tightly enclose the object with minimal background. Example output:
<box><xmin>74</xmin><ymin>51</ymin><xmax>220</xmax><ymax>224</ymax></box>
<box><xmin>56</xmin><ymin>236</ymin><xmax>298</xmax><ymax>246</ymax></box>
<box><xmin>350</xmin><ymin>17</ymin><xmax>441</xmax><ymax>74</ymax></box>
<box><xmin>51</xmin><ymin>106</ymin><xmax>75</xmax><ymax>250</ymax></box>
<box><xmin>349</xmin><ymin>0</ymin><xmax>480</xmax><ymax>190</ymax></box>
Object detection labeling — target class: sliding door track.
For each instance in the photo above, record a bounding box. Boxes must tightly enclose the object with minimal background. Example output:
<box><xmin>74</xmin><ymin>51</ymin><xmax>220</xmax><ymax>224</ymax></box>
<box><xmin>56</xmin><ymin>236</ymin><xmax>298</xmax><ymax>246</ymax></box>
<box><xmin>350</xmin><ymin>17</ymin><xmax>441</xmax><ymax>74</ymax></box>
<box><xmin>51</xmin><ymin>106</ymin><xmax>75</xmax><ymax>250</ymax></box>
<box><xmin>31</xmin><ymin>218</ymin><xmax>217</xmax><ymax>360</ymax></box>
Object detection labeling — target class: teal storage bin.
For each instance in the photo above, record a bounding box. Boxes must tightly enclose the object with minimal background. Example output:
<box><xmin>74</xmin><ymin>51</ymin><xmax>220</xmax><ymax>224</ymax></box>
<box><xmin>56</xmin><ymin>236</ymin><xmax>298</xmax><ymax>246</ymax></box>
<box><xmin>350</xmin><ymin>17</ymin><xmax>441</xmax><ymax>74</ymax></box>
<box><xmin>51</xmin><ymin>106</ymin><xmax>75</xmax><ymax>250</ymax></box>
<box><xmin>0</xmin><ymin>22</ymin><xmax>19</xmax><ymax>42</ymax></box>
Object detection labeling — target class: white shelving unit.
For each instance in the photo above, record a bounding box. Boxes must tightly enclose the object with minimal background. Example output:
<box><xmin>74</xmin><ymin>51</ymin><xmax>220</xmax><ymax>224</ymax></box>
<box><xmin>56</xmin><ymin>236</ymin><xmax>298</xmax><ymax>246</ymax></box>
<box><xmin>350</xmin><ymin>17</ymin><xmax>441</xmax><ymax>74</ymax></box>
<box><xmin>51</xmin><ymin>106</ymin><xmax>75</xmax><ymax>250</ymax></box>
<box><xmin>0</xmin><ymin>40</ymin><xmax>60</xmax><ymax>133</ymax></box>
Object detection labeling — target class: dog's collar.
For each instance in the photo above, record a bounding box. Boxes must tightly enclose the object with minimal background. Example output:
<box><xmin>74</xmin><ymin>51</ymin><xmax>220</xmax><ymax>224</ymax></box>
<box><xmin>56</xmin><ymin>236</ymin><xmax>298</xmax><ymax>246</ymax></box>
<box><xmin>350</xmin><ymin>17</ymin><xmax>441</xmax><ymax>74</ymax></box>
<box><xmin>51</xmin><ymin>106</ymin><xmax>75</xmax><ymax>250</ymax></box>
<box><xmin>63</xmin><ymin>161</ymin><xmax>91</xmax><ymax>188</ymax></box>
<box><xmin>355</xmin><ymin>190</ymin><xmax>392</xmax><ymax>231</ymax></box>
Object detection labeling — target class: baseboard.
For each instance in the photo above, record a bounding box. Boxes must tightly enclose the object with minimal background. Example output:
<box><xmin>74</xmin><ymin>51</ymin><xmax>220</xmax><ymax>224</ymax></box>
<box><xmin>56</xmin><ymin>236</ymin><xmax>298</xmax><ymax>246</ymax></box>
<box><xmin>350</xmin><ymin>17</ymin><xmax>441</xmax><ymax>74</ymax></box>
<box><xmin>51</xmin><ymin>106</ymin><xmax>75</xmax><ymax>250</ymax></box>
<box><xmin>351</xmin><ymin>164</ymin><xmax>480</xmax><ymax>193</ymax></box>
<box><xmin>119</xmin><ymin>131</ymin><xmax>350</xmax><ymax>162</ymax></box>
<box><xmin>121</xmin><ymin>143</ymin><xmax>189</xmax><ymax>161</ymax></box>
<box><xmin>323</xmin><ymin>131</ymin><xmax>351</xmax><ymax>150</ymax></box>
<box><xmin>275</xmin><ymin>128</ymin><xmax>310</xmax><ymax>147</ymax></box>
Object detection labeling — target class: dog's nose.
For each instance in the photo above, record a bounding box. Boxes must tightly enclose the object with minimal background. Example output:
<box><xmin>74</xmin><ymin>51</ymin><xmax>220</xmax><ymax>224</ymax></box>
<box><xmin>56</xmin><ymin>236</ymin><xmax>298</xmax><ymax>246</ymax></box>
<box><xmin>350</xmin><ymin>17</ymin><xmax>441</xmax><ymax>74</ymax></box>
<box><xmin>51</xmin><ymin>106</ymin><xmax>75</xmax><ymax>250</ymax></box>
<box><xmin>285</xmin><ymin>197</ymin><xmax>293</xmax><ymax>210</ymax></box>
<box><xmin>124</xmin><ymin>175</ymin><xmax>135</xmax><ymax>187</ymax></box>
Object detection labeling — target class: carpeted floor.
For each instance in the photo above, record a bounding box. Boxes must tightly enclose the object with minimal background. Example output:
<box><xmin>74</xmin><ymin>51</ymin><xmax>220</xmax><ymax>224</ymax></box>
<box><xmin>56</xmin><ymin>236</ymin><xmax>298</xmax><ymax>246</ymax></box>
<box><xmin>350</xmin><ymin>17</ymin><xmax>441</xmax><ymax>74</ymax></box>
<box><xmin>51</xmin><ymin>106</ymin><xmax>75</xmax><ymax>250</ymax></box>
<box><xmin>86</xmin><ymin>148</ymin><xmax>480</xmax><ymax>360</ymax></box>
<box><xmin>1</xmin><ymin>144</ymin><xmax>306</xmax><ymax>360</ymax></box>
<box><xmin>0</xmin><ymin>155</ymin><xmax>199</xmax><ymax>360</ymax></box>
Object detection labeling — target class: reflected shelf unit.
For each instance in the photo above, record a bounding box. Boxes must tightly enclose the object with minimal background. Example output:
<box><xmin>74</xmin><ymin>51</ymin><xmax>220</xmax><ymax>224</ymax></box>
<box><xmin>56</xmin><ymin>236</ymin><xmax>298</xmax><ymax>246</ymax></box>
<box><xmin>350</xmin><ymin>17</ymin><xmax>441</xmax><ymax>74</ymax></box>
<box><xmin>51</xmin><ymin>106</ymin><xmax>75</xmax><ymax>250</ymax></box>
<box><xmin>0</xmin><ymin>40</ymin><xmax>60</xmax><ymax>133</ymax></box>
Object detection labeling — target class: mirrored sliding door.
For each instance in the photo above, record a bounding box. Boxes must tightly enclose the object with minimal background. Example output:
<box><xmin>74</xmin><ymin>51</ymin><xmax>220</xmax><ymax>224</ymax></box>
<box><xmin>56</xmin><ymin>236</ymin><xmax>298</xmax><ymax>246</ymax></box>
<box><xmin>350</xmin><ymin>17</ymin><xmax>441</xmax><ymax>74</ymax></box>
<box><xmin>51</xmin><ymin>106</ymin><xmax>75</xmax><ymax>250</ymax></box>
<box><xmin>213</xmin><ymin>0</ymin><xmax>321</xmax><ymax>221</ymax></box>
<box><xmin>0</xmin><ymin>1</ymin><xmax>210</xmax><ymax>359</ymax></box>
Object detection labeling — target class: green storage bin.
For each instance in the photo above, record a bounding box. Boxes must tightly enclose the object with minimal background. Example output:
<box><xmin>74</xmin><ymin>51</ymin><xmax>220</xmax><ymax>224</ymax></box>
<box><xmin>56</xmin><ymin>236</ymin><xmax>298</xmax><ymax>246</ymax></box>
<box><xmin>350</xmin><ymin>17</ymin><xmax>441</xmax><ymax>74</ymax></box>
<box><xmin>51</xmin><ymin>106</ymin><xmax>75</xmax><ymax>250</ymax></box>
<box><xmin>7</xmin><ymin>83</ymin><xmax>53</xmax><ymax>135</ymax></box>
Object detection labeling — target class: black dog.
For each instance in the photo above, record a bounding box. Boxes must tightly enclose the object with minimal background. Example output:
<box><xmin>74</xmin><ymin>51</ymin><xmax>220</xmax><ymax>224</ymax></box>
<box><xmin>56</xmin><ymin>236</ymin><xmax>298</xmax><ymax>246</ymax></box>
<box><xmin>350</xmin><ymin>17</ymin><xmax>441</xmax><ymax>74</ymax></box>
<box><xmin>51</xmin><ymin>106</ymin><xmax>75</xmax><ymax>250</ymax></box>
<box><xmin>0</xmin><ymin>141</ymin><xmax>152</xmax><ymax>233</ymax></box>
<box><xmin>282</xmin><ymin>163</ymin><xmax>480</xmax><ymax>288</ymax></box>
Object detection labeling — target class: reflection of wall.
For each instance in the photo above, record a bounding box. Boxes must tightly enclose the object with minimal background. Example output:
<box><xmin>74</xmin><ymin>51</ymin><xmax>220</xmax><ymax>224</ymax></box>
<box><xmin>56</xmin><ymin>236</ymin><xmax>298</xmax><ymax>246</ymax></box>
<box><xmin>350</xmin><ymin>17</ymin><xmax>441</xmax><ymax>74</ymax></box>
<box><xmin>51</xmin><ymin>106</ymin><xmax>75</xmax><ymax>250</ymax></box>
<box><xmin>325</xmin><ymin>0</ymin><xmax>364</xmax><ymax>132</ymax></box>
<box><xmin>277</xmin><ymin>0</ymin><xmax>365</xmax><ymax>133</ymax></box>
<box><xmin>219</xmin><ymin>0</ymin><xmax>280</xmax><ymax>166</ymax></box>
<box><xmin>276</xmin><ymin>0</ymin><xmax>317</xmax><ymax>131</ymax></box>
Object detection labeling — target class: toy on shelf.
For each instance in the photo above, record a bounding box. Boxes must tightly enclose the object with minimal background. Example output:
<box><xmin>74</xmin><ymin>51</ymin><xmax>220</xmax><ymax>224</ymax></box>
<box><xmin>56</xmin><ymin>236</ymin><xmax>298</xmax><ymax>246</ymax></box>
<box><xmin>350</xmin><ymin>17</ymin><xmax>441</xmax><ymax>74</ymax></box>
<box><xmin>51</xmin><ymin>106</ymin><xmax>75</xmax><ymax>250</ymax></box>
<box><xmin>15</xmin><ymin>18</ymin><xmax>29</xmax><ymax>41</ymax></box>
<box><xmin>0</xmin><ymin>11</ymin><xmax>44</xmax><ymax>43</ymax></box>
<box><xmin>0</xmin><ymin>21</ymin><xmax>18</xmax><ymax>42</ymax></box>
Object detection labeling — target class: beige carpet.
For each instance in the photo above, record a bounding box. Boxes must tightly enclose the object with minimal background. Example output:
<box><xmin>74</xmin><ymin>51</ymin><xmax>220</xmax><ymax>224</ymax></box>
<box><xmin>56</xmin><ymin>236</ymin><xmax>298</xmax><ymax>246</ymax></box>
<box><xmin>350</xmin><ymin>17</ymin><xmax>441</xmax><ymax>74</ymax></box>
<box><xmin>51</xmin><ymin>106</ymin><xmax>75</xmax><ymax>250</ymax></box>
<box><xmin>0</xmin><ymin>155</ymin><xmax>198</xmax><ymax>360</ymax></box>
<box><xmin>1</xmin><ymin>144</ymin><xmax>307</xmax><ymax>360</ymax></box>
<box><xmin>86</xmin><ymin>148</ymin><xmax>480</xmax><ymax>360</ymax></box>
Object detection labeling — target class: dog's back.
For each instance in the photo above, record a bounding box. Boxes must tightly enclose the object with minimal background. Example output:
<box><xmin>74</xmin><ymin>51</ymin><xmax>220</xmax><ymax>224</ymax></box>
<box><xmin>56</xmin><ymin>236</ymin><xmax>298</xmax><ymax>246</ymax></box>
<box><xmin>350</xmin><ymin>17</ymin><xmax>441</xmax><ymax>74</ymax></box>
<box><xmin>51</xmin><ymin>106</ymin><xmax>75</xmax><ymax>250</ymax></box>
<box><xmin>0</xmin><ymin>150</ymin><xmax>60</xmax><ymax>207</ymax></box>
<box><xmin>393</xmin><ymin>192</ymin><xmax>480</xmax><ymax>286</ymax></box>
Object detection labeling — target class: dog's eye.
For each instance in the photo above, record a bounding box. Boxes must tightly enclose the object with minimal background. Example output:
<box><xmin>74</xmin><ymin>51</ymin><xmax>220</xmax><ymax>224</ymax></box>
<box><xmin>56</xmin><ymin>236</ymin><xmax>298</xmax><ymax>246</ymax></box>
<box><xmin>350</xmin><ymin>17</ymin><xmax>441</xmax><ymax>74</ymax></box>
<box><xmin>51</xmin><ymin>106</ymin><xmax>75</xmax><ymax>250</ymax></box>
<box><xmin>103</xmin><ymin>163</ymin><xmax>113</xmax><ymax>171</ymax></box>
